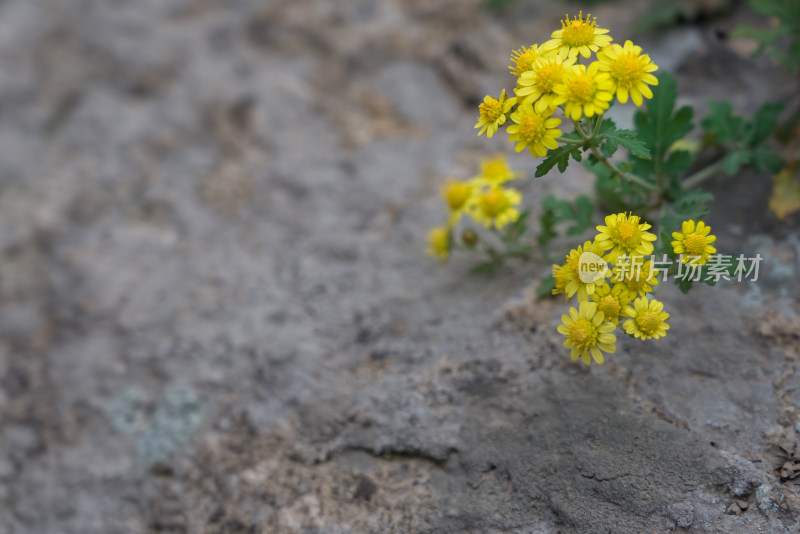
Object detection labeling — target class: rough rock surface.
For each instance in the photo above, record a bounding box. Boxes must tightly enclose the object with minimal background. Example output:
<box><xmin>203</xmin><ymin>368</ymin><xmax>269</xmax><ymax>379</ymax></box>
<box><xmin>0</xmin><ymin>0</ymin><xmax>799</xmax><ymax>532</ymax></box>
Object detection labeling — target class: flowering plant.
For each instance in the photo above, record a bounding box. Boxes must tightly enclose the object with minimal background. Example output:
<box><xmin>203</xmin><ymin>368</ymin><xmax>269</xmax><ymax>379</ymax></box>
<box><xmin>428</xmin><ymin>12</ymin><xmax>783</xmax><ymax>365</ymax></box>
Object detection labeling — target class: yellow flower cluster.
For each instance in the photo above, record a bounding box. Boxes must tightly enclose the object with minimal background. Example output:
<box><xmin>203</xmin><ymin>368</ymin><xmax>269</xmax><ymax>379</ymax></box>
<box><xmin>427</xmin><ymin>155</ymin><xmax>524</xmax><ymax>262</ymax></box>
<box><xmin>476</xmin><ymin>12</ymin><xmax>659</xmax><ymax>156</ymax></box>
<box><xmin>554</xmin><ymin>212</ymin><xmax>669</xmax><ymax>366</ymax></box>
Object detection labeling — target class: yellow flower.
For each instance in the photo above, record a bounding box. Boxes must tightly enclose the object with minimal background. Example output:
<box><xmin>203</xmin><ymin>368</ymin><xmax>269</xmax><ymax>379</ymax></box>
<box><xmin>590</xmin><ymin>282</ymin><xmax>634</xmax><ymax>325</ymax></box>
<box><xmin>560</xmin><ymin>240</ymin><xmax>611</xmax><ymax>301</ymax></box>
<box><xmin>553</xmin><ymin>62</ymin><xmax>614</xmax><ymax>121</ymax></box>
<box><xmin>595</xmin><ymin>212</ymin><xmax>657</xmax><ymax>263</ymax></box>
<box><xmin>427</xmin><ymin>226</ymin><xmax>450</xmax><ymax>261</ymax></box>
<box><xmin>475</xmin><ymin>89</ymin><xmax>517</xmax><ymax>139</ymax></box>
<box><xmin>509</xmin><ymin>44</ymin><xmax>553</xmax><ymax>77</ymax></box>
<box><xmin>622</xmin><ymin>296</ymin><xmax>670</xmax><ymax>340</ymax></box>
<box><xmin>597</xmin><ymin>40</ymin><xmax>659</xmax><ymax>106</ymax></box>
<box><xmin>469</xmin><ymin>186</ymin><xmax>522</xmax><ymax>230</ymax></box>
<box><xmin>441</xmin><ymin>179</ymin><xmax>475</xmax><ymax>223</ymax></box>
<box><xmin>552</xmin><ymin>263</ymin><xmax>569</xmax><ymax>298</ymax></box>
<box><xmin>671</xmin><ymin>219</ymin><xmax>717</xmax><ymax>265</ymax></box>
<box><xmin>557</xmin><ymin>301</ymin><xmax>617</xmax><ymax>365</ymax></box>
<box><xmin>516</xmin><ymin>55</ymin><xmax>576</xmax><ymax>113</ymax></box>
<box><xmin>507</xmin><ymin>101</ymin><xmax>562</xmax><ymax>157</ymax></box>
<box><xmin>612</xmin><ymin>259</ymin><xmax>658</xmax><ymax>299</ymax></box>
<box><xmin>544</xmin><ymin>11</ymin><xmax>613</xmax><ymax>59</ymax></box>
<box><xmin>473</xmin><ymin>154</ymin><xmax>518</xmax><ymax>186</ymax></box>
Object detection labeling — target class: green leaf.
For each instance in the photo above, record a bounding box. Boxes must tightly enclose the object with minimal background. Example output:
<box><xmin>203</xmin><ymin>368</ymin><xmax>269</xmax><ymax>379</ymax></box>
<box><xmin>589</xmin><ymin>160</ymin><xmax>648</xmax><ymax>212</ymax></box>
<box><xmin>598</xmin><ymin>119</ymin><xmax>651</xmax><ymax>159</ymax></box>
<box><xmin>565</xmin><ymin>196</ymin><xmax>594</xmax><ymax>235</ymax></box>
<box><xmin>535</xmin><ymin>145</ymin><xmax>582</xmax><ymax>177</ymax></box>
<box><xmin>702</xmin><ymin>101</ymin><xmax>743</xmax><ymax>145</ymax></box>
<box><xmin>663</xmin><ymin>150</ymin><xmax>695</xmax><ymax>180</ymax></box>
<box><xmin>535</xmin><ymin>274</ymin><xmax>557</xmax><ymax>299</ymax></box>
<box><xmin>750</xmin><ymin>144</ymin><xmax>784</xmax><ymax>174</ymax></box>
<box><xmin>721</xmin><ymin>150</ymin><xmax>751</xmax><ymax>176</ymax></box>
<box><xmin>750</xmin><ymin>102</ymin><xmax>784</xmax><ymax>144</ymax></box>
<box><xmin>632</xmin><ymin>73</ymin><xmax>694</xmax><ymax>181</ymax></box>
<box><xmin>674</xmin><ymin>275</ymin><xmax>693</xmax><ymax>294</ymax></box>
<box><xmin>660</xmin><ymin>190</ymin><xmax>714</xmax><ymax>236</ymax></box>
<box><xmin>536</xmin><ymin>195</ymin><xmax>594</xmax><ymax>251</ymax></box>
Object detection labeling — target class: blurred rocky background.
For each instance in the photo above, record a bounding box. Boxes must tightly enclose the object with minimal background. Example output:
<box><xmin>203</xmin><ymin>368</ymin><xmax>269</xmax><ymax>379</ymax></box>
<box><xmin>0</xmin><ymin>0</ymin><xmax>799</xmax><ymax>532</ymax></box>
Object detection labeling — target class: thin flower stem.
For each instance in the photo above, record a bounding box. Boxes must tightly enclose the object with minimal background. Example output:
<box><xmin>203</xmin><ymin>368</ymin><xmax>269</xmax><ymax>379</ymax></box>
<box><xmin>556</xmin><ymin>136</ymin><xmax>584</xmax><ymax>145</ymax></box>
<box><xmin>571</xmin><ymin>118</ymin><xmax>658</xmax><ymax>192</ymax></box>
<box><xmin>591</xmin><ymin>114</ymin><xmax>603</xmax><ymax>138</ymax></box>
<box><xmin>682</xmin><ymin>160</ymin><xmax>724</xmax><ymax>190</ymax></box>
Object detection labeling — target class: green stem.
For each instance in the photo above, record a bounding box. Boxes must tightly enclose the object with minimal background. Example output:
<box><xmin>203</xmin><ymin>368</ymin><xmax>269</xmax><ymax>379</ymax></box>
<box><xmin>556</xmin><ymin>136</ymin><xmax>584</xmax><ymax>145</ymax></box>
<box><xmin>682</xmin><ymin>160</ymin><xmax>724</xmax><ymax>190</ymax></box>
<box><xmin>590</xmin><ymin>114</ymin><xmax>603</xmax><ymax>138</ymax></box>
<box><xmin>572</xmin><ymin>118</ymin><xmax>657</xmax><ymax>192</ymax></box>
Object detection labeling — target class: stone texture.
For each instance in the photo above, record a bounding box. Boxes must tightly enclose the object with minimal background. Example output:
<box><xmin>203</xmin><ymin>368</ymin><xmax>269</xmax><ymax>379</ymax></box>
<box><xmin>0</xmin><ymin>0</ymin><xmax>799</xmax><ymax>533</ymax></box>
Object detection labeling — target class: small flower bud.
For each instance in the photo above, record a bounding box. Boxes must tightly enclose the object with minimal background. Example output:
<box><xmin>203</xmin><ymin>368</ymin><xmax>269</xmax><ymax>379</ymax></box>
<box><xmin>461</xmin><ymin>228</ymin><xmax>479</xmax><ymax>248</ymax></box>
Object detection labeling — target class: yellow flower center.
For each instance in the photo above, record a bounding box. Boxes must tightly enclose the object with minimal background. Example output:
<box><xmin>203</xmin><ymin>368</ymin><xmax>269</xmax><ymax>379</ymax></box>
<box><xmin>568</xmin><ymin>317</ymin><xmax>598</xmax><ymax>350</ymax></box>
<box><xmin>624</xmin><ymin>271</ymin><xmax>648</xmax><ymax>292</ymax></box>
<box><xmin>444</xmin><ymin>183</ymin><xmax>471</xmax><ymax>211</ymax></box>
<box><xmin>610</xmin><ymin>53</ymin><xmax>645</xmax><ymax>88</ymax></box>
<box><xmin>613</xmin><ymin>218</ymin><xmax>642</xmax><ymax>248</ymax></box>
<box><xmin>566</xmin><ymin>74</ymin><xmax>592</xmax><ymax>102</ymax></box>
<box><xmin>684</xmin><ymin>233</ymin><xmax>706</xmax><ymax>256</ymax></box>
<box><xmin>637</xmin><ymin>311</ymin><xmax>660</xmax><ymax>335</ymax></box>
<box><xmin>482</xmin><ymin>161</ymin><xmax>508</xmax><ymax>181</ymax></box>
<box><xmin>534</xmin><ymin>62</ymin><xmax>565</xmax><ymax>93</ymax></box>
<box><xmin>598</xmin><ymin>295</ymin><xmax>620</xmax><ymax>319</ymax></box>
<box><xmin>479</xmin><ymin>99</ymin><xmax>503</xmax><ymax>121</ymax></box>
<box><xmin>479</xmin><ymin>189</ymin><xmax>510</xmax><ymax>218</ymax></box>
<box><xmin>518</xmin><ymin>111</ymin><xmax>546</xmax><ymax>144</ymax></box>
<box><xmin>560</xmin><ymin>12</ymin><xmax>598</xmax><ymax>47</ymax></box>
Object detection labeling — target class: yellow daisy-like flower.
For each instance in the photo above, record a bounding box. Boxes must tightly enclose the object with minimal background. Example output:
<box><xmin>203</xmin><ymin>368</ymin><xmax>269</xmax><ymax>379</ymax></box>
<box><xmin>671</xmin><ymin>219</ymin><xmax>717</xmax><ymax>265</ymax></box>
<box><xmin>427</xmin><ymin>226</ymin><xmax>450</xmax><ymax>262</ymax></box>
<box><xmin>590</xmin><ymin>282</ymin><xmax>634</xmax><ymax>325</ymax></box>
<box><xmin>472</xmin><ymin>154</ymin><xmax>518</xmax><ymax>186</ymax></box>
<box><xmin>557</xmin><ymin>301</ymin><xmax>617</xmax><ymax>365</ymax></box>
<box><xmin>544</xmin><ymin>11</ymin><xmax>613</xmax><ymax>59</ymax></box>
<box><xmin>516</xmin><ymin>55</ymin><xmax>576</xmax><ymax>113</ymax></box>
<box><xmin>560</xmin><ymin>240</ymin><xmax>611</xmax><ymax>302</ymax></box>
<box><xmin>612</xmin><ymin>259</ymin><xmax>658</xmax><ymax>299</ymax></box>
<box><xmin>553</xmin><ymin>62</ymin><xmax>614</xmax><ymax>121</ymax></box>
<box><xmin>597</xmin><ymin>40</ymin><xmax>659</xmax><ymax>106</ymax></box>
<box><xmin>475</xmin><ymin>89</ymin><xmax>517</xmax><ymax>139</ymax></box>
<box><xmin>622</xmin><ymin>296</ymin><xmax>670</xmax><ymax>340</ymax></box>
<box><xmin>509</xmin><ymin>44</ymin><xmax>553</xmax><ymax>77</ymax></box>
<box><xmin>441</xmin><ymin>179</ymin><xmax>475</xmax><ymax>223</ymax></box>
<box><xmin>507</xmin><ymin>101</ymin><xmax>562</xmax><ymax>157</ymax></box>
<box><xmin>469</xmin><ymin>186</ymin><xmax>522</xmax><ymax>230</ymax></box>
<box><xmin>595</xmin><ymin>212</ymin><xmax>657</xmax><ymax>263</ymax></box>
<box><xmin>552</xmin><ymin>263</ymin><xmax>569</xmax><ymax>299</ymax></box>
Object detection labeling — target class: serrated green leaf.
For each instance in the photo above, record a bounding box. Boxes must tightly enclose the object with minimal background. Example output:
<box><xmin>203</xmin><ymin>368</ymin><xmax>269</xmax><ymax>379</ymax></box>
<box><xmin>702</xmin><ymin>101</ymin><xmax>743</xmax><ymax>145</ymax></box>
<box><xmin>660</xmin><ymin>190</ymin><xmax>714</xmax><ymax>235</ymax></box>
<box><xmin>599</xmin><ymin>119</ymin><xmax>651</xmax><ymax>160</ymax></box>
<box><xmin>535</xmin><ymin>145</ymin><xmax>582</xmax><ymax>177</ymax></box>
<box><xmin>632</xmin><ymin>73</ymin><xmax>694</xmax><ymax>181</ymax></box>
